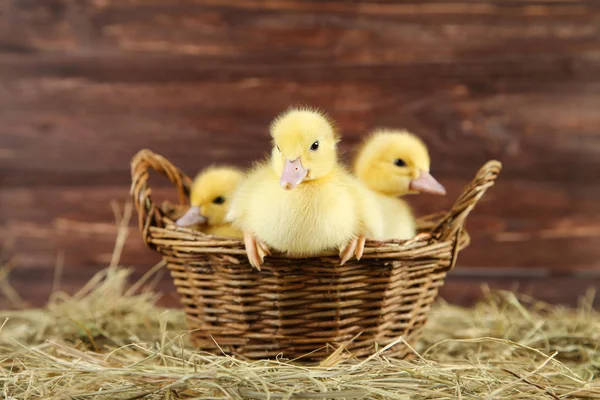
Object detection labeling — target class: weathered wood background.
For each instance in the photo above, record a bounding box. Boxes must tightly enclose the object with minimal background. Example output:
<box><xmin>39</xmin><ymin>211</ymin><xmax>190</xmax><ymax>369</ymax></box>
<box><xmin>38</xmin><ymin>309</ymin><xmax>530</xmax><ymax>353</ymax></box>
<box><xmin>1</xmin><ymin>0</ymin><xmax>599</xmax><ymax>308</ymax></box>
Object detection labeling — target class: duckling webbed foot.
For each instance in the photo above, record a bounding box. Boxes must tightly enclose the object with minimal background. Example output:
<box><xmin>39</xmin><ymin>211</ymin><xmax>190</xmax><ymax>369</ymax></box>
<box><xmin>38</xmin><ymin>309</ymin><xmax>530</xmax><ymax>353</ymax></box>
<box><xmin>243</xmin><ymin>232</ymin><xmax>270</xmax><ymax>270</ymax></box>
<box><xmin>339</xmin><ymin>235</ymin><xmax>366</xmax><ymax>265</ymax></box>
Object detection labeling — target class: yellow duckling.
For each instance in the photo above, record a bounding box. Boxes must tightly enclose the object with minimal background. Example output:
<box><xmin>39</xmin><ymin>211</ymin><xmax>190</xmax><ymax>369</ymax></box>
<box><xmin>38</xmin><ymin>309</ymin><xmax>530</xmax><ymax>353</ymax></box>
<box><xmin>175</xmin><ymin>166</ymin><xmax>244</xmax><ymax>238</ymax></box>
<box><xmin>354</xmin><ymin>129</ymin><xmax>446</xmax><ymax>240</ymax></box>
<box><xmin>227</xmin><ymin>107</ymin><xmax>374</xmax><ymax>269</ymax></box>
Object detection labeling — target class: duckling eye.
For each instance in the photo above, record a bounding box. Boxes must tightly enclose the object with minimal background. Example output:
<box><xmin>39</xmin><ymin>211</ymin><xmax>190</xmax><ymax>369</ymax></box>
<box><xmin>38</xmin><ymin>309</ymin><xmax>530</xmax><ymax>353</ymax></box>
<box><xmin>310</xmin><ymin>141</ymin><xmax>319</xmax><ymax>151</ymax></box>
<box><xmin>276</xmin><ymin>145</ymin><xmax>280</xmax><ymax>152</ymax></box>
<box><xmin>212</xmin><ymin>196</ymin><xmax>225</xmax><ymax>204</ymax></box>
<box><xmin>394</xmin><ymin>159</ymin><xmax>407</xmax><ymax>167</ymax></box>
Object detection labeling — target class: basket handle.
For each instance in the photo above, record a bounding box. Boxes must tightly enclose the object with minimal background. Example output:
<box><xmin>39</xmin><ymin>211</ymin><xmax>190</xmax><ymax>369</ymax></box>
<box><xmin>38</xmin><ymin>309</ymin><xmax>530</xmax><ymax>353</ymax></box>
<box><xmin>433</xmin><ymin>160</ymin><xmax>502</xmax><ymax>241</ymax></box>
<box><xmin>130</xmin><ymin>149</ymin><xmax>191</xmax><ymax>245</ymax></box>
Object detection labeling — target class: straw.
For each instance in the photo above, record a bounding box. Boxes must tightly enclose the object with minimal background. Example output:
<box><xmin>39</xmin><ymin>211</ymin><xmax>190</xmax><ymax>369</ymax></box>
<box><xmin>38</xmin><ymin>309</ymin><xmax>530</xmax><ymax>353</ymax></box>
<box><xmin>1</xmin><ymin>203</ymin><xmax>598</xmax><ymax>399</ymax></box>
<box><xmin>1</xmin><ymin>222</ymin><xmax>598</xmax><ymax>399</ymax></box>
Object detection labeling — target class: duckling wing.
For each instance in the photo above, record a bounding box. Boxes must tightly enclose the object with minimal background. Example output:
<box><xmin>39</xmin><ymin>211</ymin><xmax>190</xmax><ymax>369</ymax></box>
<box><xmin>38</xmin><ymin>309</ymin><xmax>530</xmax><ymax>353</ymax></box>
<box><xmin>375</xmin><ymin>194</ymin><xmax>417</xmax><ymax>240</ymax></box>
<box><xmin>345</xmin><ymin>176</ymin><xmax>385</xmax><ymax>240</ymax></box>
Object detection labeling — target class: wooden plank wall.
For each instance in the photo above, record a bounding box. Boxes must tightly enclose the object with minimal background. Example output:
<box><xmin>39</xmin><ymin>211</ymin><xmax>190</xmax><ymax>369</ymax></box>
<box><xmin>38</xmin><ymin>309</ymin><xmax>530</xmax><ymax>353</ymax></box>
<box><xmin>1</xmin><ymin>0</ymin><xmax>599</xmax><ymax>308</ymax></box>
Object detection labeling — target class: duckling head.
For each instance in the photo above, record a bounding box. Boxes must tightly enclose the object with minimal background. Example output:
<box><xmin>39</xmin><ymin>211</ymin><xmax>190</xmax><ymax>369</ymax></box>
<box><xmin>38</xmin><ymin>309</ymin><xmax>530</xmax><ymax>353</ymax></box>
<box><xmin>270</xmin><ymin>107</ymin><xmax>340</xmax><ymax>190</ymax></box>
<box><xmin>176</xmin><ymin>166</ymin><xmax>244</xmax><ymax>227</ymax></box>
<box><xmin>354</xmin><ymin>129</ymin><xmax>446</xmax><ymax>196</ymax></box>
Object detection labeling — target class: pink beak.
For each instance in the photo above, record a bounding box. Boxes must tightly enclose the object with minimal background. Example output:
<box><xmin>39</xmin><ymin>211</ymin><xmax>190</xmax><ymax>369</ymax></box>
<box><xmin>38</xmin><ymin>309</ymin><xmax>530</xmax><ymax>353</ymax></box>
<box><xmin>176</xmin><ymin>206</ymin><xmax>207</xmax><ymax>227</ymax></box>
<box><xmin>280</xmin><ymin>158</ymin><xmax>308</xmax><ymax>190</ymax></box>
<box><xmin>409</xmin><ymin>170</ymin><xmax>446</xmax><ymax>195</ymax></box>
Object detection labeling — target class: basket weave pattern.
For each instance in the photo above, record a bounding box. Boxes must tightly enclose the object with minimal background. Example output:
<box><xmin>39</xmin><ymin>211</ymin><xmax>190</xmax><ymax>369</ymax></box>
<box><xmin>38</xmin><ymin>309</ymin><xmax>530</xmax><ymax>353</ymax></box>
<box><xmin>131</xmin><ymin>150</ymin><xmax>501</xmax><ymax>359</ymax></box>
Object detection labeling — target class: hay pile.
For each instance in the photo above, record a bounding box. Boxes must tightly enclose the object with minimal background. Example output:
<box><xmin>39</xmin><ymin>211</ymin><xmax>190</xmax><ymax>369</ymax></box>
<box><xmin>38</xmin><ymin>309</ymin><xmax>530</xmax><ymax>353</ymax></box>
<box><xmin>1</xmin><ymin>206</ymin><xmax>599</xmax><ymax>399</ymax></box>
<box><xmin>1</xmin><ymin>266</ymin><xmax>598</xmax><ymax>399</ymax></box>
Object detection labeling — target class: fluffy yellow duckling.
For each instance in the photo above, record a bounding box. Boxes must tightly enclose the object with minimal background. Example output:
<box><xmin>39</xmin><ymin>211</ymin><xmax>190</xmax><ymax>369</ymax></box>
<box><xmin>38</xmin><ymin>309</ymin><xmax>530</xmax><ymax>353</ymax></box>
<box><xmin>175</xmin><ymin>166</ymin><xmax>244</xmax><ymax>238</ymax></box>
<box><xmin>227</xmin><ymin>107</ymin><xmax>375</xmax><ymax>269</ymax></box>
<box><xmin>354</xmin><ymin>129</ymin><xmax>446</xmax><ymax>240</ymax></box>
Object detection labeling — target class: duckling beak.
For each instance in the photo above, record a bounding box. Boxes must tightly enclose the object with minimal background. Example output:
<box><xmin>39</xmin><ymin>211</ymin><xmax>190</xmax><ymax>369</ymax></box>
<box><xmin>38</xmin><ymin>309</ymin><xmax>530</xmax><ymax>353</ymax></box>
<box><xmin>280</xmin><ymin>158</ymin><xmax>308</xmax><ymax>190</ymax></box>
<box><xmin>409</xmin><ymin>170</ymin><xmax>446</xmax><ymax>195</ymax></box>
<box><xmin>175</xmin><ymin>206</ymin><xmax>208</xmax><ymax>227</ymax></box>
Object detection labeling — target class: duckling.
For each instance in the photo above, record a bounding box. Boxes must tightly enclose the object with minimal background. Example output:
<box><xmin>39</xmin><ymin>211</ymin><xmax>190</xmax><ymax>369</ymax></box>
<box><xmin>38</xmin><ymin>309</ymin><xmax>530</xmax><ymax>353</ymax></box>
<box><xmin>354</xmin><ymin>129</ymin><xmax>446</xmax><ymax>240</ymax></box>
<box><xmin>175</xmin><ymin>166</ymin><xmax>244</xmax><ymax>239</ymax></box>
<box><xmin>227</xmin><ymin>107</ymin><xmax>375</xmax><ymax>269</ymax></box>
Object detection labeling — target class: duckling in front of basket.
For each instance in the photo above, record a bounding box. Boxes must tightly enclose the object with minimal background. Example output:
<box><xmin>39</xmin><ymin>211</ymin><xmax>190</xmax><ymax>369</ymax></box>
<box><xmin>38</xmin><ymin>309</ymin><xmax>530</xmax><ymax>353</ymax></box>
<box><xmin>175</xmin><ymin>166</ymin><xmax>244</xmax><ymax>238</ymax></box>
<box><xmin>227</xmin><ymin>107</ymin><xmax>382</xmax><ymax>270</ymax></box>
<box><xmin>354</xmin><ymin>129</ymin><xmax>446</xmax><ymax>240</ymax></box>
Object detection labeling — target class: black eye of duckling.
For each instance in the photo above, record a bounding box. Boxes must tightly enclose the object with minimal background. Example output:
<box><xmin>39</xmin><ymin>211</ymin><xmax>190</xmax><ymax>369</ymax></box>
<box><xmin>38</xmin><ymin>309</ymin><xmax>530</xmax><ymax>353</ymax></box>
<box><xmin>213</xmin><ymin>196</ymin><xmax>225</xmax><ymax>204</ymax></box>
<box><xmin>276</xmin><ymin>145</ymin><xmax>280</xmax><ymax>152</ymax></box>
<box><xmin>310</xmin><ymin>141</ymin><xmax>319</xmax><ymax>151</ymax></box>
<box><xmin>394</xmin><ymin>159</ymin><xmax>407</xmax><ymax>167</ymax></box>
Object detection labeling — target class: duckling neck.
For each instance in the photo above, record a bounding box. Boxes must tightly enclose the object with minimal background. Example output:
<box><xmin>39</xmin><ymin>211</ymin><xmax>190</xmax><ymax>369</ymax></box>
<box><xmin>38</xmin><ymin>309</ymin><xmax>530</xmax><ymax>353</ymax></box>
<box><xmin>302</xmin><ymin>167</ymin><xmax>341</xmax><ymax>186</ymax></box>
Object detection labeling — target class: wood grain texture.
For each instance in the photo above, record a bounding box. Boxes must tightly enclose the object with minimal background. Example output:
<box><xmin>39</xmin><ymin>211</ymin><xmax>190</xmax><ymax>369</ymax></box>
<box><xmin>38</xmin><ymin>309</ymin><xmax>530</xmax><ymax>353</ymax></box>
<box><xmin>1</xmin><ymin>0</ymin><xmax>599</xmax><ymax>305</ymax></box>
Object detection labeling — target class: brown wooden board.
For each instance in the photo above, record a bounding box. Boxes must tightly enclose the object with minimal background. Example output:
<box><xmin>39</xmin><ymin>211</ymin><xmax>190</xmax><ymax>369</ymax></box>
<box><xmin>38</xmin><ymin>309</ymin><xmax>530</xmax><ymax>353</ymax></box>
<box><xmin>1</xmin><ymin>0</ymin><xmax>599</xmax><ymax>305</ymax></box>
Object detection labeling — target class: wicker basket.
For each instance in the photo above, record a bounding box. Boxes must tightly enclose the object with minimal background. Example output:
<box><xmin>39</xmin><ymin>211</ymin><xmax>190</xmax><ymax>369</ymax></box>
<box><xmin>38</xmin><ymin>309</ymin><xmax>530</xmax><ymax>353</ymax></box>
<box><xmin>130</xmin><ymin>149</ymin><xmax>501</xmax><ymax>360</ymax></box>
